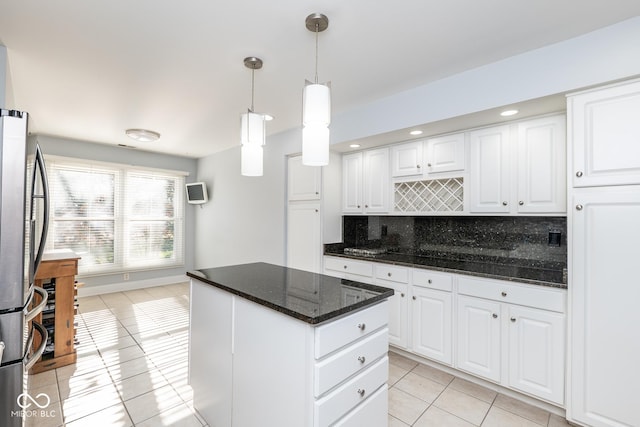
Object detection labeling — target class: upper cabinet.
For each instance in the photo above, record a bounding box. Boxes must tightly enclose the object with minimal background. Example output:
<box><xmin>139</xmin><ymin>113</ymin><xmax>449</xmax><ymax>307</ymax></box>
<box><xmin>391</xmin><ymin>141</ymin><xmax>423</xmax><ymax>177</ymax></box>
<box><xmin>469</xmin><ymin>115</ymin><xmax>566</xmax><ymax>214</ymax></box>
<box><xmin>343</xmin><ymin>148</ymin><xmax>390</xmax><ymax>214</ymax></box>
<box><xmin>569</xmin><ymin>79</ymin><xmax>640</xmax><ymax>188</ymax></box>
<box><xmin>288</xmin><ymin>156</ymin><xmax>321</xmax><ymax>201</ymax></box>
<box><xmin>424</xmin><ymin>133</ymin><xmax>466</xmax><ymax>175</ymax></box>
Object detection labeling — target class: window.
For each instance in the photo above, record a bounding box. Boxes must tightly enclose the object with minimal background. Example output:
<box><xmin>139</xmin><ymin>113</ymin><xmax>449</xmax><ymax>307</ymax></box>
<box><xmin>45</xmin><ymin>156</ymin><xmax>185</xmax><ymax>275</ymax></box>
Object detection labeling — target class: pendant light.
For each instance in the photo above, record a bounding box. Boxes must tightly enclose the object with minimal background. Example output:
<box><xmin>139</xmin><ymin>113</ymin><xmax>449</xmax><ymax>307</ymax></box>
<box><xmin>302</xmin><ymin>13</ymin><xmax>331</xmax><ymax>166</ymax></box>
<box><xmin>240</xmin><ymin>57</ymin><xmax>267</xmax><ymax>176</ymax></box>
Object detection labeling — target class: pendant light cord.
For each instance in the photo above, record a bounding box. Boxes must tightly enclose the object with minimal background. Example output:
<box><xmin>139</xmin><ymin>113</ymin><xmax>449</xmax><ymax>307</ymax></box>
<box><xmin>250</xmin><ymin>68</ymin><xmax>255</xmax><ymax>112</ymax></box>
<box><xmin>314</xmin><ymin>23</ymin><xmax>319</xmax><ymax>84</ymax></box>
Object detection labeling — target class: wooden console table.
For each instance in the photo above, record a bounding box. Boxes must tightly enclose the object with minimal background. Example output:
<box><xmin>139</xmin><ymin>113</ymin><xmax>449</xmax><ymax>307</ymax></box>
<box><xmin>31</xmin><ymin>250</ymin><xmax>81</xmax><ymax>374</ymax></box>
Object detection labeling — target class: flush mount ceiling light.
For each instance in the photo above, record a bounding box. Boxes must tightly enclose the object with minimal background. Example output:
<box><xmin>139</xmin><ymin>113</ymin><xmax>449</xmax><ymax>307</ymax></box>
<box><xmin>349</xmin><ymin>144</ymin><xmax>361</xmax><ymax>148</ymax></box>
<box><xmin>240</xmin><ymin>56</ymin><xmax>270</xmax><ymax>177</ymax></box>
<box><xmin>409</xmin><ymin>130</ymin><xmax>423</xmax><ymax>136</ymax></box>
<box><xmin>125</xmin><ymin>128</ymin><xmax>160</xmax><ymax>142</ymax></box>
<box><xmin>500</xmin><ymin>109</ymin><xmax>519</xmax><ymax>117</ymax></box>
<box><xmin>302</xmin><ymin>13</ymin><xmax>331</xmax><ymax>167</ymax></box>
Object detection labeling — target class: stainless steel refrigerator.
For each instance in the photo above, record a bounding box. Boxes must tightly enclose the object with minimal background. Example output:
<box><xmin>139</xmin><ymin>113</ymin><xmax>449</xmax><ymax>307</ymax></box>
<box><xmin>0</xmin><ymin>109</ymin><xmax>49</xmax><ymax>426</ymax></box>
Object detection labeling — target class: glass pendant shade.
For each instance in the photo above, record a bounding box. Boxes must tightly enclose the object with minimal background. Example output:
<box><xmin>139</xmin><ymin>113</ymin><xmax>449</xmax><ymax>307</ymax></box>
<box><xmin>303</xmin><ymin>83</ymin><xmax>331</xmax><ymax>126</ymax></box>
<box><xmin>302</xmin><ymin>124</ymin><xmax>329</xmax><ymax>166</ymax></box>
<box><xmin>240</xmin><ymin>111</ymin><xmax>266</xmax><ymax>146</ymax></box>
<box><xmin>241</xmin><ymin>144</ymin><xmax>263</xmax><ymax>176</ymax></box>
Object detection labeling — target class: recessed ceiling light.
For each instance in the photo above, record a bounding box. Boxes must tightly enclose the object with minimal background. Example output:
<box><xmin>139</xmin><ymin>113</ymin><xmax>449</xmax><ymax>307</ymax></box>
<box><xmin>126</xmin><ymin>128</ymin><xmax>160</xmax><ymax>142</ymax></box>
<box><xmin>409</xmin><ymin>130</ymin><xmax>423</xmax><ymax>136</ymax></box>
<box><xmin>500</xmin><ymin>109</ymin><xmax>519</xmax><ymax>117</ymax></box>
<box><xmin>349</xmin><ymin>144</ymin><xmax>361</xmax><ymax>148</ymax></box>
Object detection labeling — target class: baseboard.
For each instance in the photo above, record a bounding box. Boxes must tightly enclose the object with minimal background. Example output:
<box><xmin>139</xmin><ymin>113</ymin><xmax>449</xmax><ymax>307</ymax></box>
<box><xmin>77</xmin><ymin>274</ymin><xmax>189</xmax><ymax>297</ymax></box>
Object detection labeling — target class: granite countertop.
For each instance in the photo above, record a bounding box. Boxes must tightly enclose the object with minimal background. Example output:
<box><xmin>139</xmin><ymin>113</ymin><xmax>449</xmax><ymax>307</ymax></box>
<box><xmin>325</xmin><ymin>245</ymin><xmax>567</xmax><ymax>289</ymax></box>
<box><xmin>187</xmin><ymin>262</ymin><xmax>394</xmax><ymax>325</ymax></box>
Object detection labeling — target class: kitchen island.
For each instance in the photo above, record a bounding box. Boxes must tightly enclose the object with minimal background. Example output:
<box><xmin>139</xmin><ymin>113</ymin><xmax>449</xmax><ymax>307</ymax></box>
<box><xmin>187</xmin><ymin>262</ymin><xmax>394</xmax><ymax>427</ymax></box>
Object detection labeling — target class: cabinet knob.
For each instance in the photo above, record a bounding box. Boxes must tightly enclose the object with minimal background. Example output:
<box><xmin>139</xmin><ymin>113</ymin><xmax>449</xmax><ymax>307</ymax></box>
<box><xmin>412</xmin><ymin>296</ymin><xmax>417</xmax><ymax>300</ymax></box>
<box><xmin>427</xmin><ymin>163</ymin><xmax>432</xmax><ymax>167</ymax></box>
<box><xmin>357</xmin><ymin>205</ymin><xmax>361</xmax><ymax>208</ymax></box>
<box><xmin>501</xmin><ymin>291</ymin><xmax>507</xmax><ymax>297</ymax></box>
<box><xmin>344</xmin><ymin>265</ymin><xmax>348</xmax><ymax>269</ymax></box>
<box><xmin>358</xmin><ymin>356</ymin><xmax>366</xmax><ymax>364</ymax></box>
<box><xmin>518</xmin><ymin>201</ymin><xmax>524</xmax><ymax>206</ymax></box>
<box><xmin>400</xmin><ymin>293</ymin><xmax>405</xmax><ymax>297</ymax></box>
<box><xmin>492</xmin><ymin>313</ymin><xmax>498</xmax><ymax>319</ymax></box>
<box><xmin>576</xmin><ymin>204</ymin><xmax>583</xmax><ymax>211</ymax></box>
<box><xmin>315</xmin><ymin>191</ymin><xmax>319</xmax><ymax>195</ymax></box>
<box><xmin>510</xmin><ymin>317</ymin><xmax>516</xmax><ymax>323</ymax></box>
<box><xmin>315</xmin><ymin>209</ymin><xmax>318</xmax><ymax>213</ymax></box>
<box><xmin>502</xmin><ymin>201</ymin><xmax>508</xmax><ymax>206</ymax></box>
<box><xmin>357</xmin><ymin>388</ymin><xmax>366</xmax><ymax>397</ymax></box>
<box><xmin>428</xmin><ymin>279</ymin><xmax>432</xmax><ymax>284</ymax></box>
<box><xmin>387</xmin><ymin>272</ymin><xmax>392</xmax><ymax>277</ymax></box>
<box><xmin>576</xmin><ymin>171</ymin><xmax>583</xmax><ymax>177</ymax></box>
<box><xmin>365</xmin><ymin>204</ymin><xmax>369</xmax><ymax>208</ymax></box>
<box><xmin>417</xmin><ymin>164</ymin><xmax>421</xmax><ymax>169</ymax></box>
<box><xmin>357</xmin><ymin>323</ymin><xmax>366</xmax><ymax>331</ymax></box>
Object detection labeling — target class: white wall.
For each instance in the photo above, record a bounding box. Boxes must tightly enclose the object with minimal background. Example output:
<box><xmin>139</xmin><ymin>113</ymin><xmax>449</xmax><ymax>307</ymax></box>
<box><xmin>1</xmin><ymin>45</ymin><xmax>6</xmax><ymax>107</ymax></box>
<box><xmin>194</xmin><ymin>18</ymin><xmax>640</xmax><ymax>270</ymax></box>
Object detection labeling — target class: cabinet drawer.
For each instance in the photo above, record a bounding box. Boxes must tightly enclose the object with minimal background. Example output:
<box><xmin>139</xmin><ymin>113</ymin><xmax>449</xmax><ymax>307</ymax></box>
<box><xmin>315</xmin><ymin>328</ymin><xmax>388</xmax><ymax>397</ymax></box>
<box><xmin>375</xmin><ymin>264</ymin><xmax>408</xmax><ymax>283</ymax></box>
<box><xmin>457</xmin><ymin>276</ymin><xmax>565</xmax><ymax>313</ymax></box>
<box><xmin>333</xmin><ymin>384</ymin><xmax>387</xmax><ymax>427</ymax></box>
<box><xmin>315</xmin><ymin>301</ymin><xmax>388</xmax><ymax>359</ymax></box>
<box><xmin>324</xmin><ymin>257</ymin><xmax>373</xmax><ymax>278</ymax></box>
<box><xmin>412</xmin><ymin>269</ymin><xmax>453</xmax><ymax>292</ymax></box>
<box><xmin>36</xmin><ymin>260</ymin><xmax>78</xmax><ymax>279</ymax></box>
<box><xmin>314</xmin><ymin>356</ymin><xmax>388</xmax><ymax>427</ymax></box>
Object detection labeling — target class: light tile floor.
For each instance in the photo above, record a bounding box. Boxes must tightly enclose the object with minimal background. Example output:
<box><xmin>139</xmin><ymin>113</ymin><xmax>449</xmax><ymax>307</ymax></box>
<box><xmin>23</xmin><ymin>283</ymin><xmax>573</xmax><ymax>427</ymax></box>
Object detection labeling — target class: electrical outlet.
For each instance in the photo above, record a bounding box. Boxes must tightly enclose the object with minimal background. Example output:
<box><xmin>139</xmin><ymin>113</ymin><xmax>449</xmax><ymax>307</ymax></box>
<box><xmin>123</xmin><ymin>273</ymin><xmax>130</xmax><ymax>281</ymax></box>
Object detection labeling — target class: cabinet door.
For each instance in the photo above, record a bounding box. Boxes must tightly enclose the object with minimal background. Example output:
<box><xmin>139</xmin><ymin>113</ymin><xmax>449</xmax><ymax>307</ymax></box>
<box><xmin>425</xmin><ymin>133</ymin><xmax>465</xmax><ymax>174</ymax></box>
<box><xmin>411</xmin><ymin>287</ymin><xmax>452</xmax><ymax>365</ymax></box>
<box><xmin>507</xmin><ymin>305</ymin><xmax>565</xmax><ymax>405</ymax></box>
<box><xmin>288</xmin><ymin>155</ymin><xmax>321</xmax><ymax>201</ymax></box>
<box><xmin>517</xmin><ymin>116</ymin><xmax>566</xmax><ymax>213</ymax></box>
<box><xmin>568</xmin><ymin>186</ymin><xmax>640</xmax><ymax>427</ymax></box>
<box><xmin>287</xmin><ymin>203</ymin><xmax>321</xmax><ymax>273</ymax></box>
<box><xmin>570</xmin><ymin>79</ymin><xmax>640</xmax><ymax>187</ymax></box>
<box><xmin>342</xmin><ymin>153</ymin><xmax>363</xmax><ymax>213</ymax></box>
<box><xmin>378</xmin><ymin>280</ymin><xmax>408</xmax><ymax>349</ymax></box>
<box><xmin>363</xmin><ymin>148</ymin><xmax>390</xmax><ymax>213</ymax></box>
<box><xmin>469</xmin><ymin>126</ymin><xmax>511</xmax><ymax>213</ymax></box>
<box><xmin>391</xmin><ymin>141</ymin><xmax>423</xmax><ymax>177</ymax></box>
<box><xmin>456</xmin><ymin>295</ymin><xmax>501</xmax><ymax>382</ymax></box>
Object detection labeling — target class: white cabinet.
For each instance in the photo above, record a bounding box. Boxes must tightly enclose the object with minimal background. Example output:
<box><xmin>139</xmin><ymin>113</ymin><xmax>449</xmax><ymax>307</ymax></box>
<box><xmin>324</xmin><ymin>256</ymin><xmax>374</xmax><ymax>284</ymax></box>
<box><xmin>469</xmin><ymin>116</ymin><xmax>566</xmax><ymax>214</ymax></box>
<box><xmin>507</xmin><ymin>305</ymin><xmax>565</xmax><ymax>405</ymax></box>
<box><xmin>424</xmin><ymin>133</ymin><xmax>465</xmax><ymax>174</ymax></box>
<box><xmin>456</xmin><ymin>295</ymin><xmax>502</xmax><ymax>382</ymax></box>
<box><xmin>469</xmin><ymin>125</ymin><xmax>512</xmax><ymax>213</ymax></box>
<box><xmin>391</xmin><ymin>141</ymin><xmax>423</xmax><ymax>177</ymax></box>
<box><xmin>516</xmin><ymin>116</ymin><xmax>566</xmax><ymax>213</ymax></box>
<box><xmin>342</xmin><ymin>148</ymin><xmax>389</xmax><ymax>213</ymax></box>
<box><xmin>287</xmin><ymin>203</ymin><xmax>321</xmax><ymax>273</ymax></box>
<box><xmin>288</xmin><ymin>155</ymin><xmax>321</xmax><ymax>200</ymax></box>
<box><xmin>190</xmin><ymin>278</ymin><xmax>390</xmax><ymax>427</ymax></box>
<box><xmin>374</xmin><ymin>264</ymin><xmax>409</xmax><ymax>349</ymax></box>
<box><xmin>411</xmin><ymin>286</ymin><xmax>452</xmax><ymax>365</ymax></box>
<box><xmin>567</xmin><ymin>186</ymin><xmax>640</xmax><ymax>427</ymax></box>
<box><xmin>569</xmin><ymin>79</ymin><xmax>640</xmax><ymax>187</ymax></box>
<box><xmin>456</xmin><ymin>276</ymin><xmax>566</xmax><ymax>405</ymax></box>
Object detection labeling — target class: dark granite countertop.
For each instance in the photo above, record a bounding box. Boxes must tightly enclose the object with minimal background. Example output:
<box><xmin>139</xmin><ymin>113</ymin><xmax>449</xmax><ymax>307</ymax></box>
<box><xmin>324</xmin><ymin>245</ymin><xmax>567</xmax><ymax>289</ymax></box>
<box><xmin>187</xmin><ymin>262</ymin><xmax>394</xmax><ymax>325</ymax></box>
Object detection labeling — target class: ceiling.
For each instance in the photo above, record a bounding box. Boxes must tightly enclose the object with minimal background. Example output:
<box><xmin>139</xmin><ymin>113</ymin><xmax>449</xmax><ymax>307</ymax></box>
<box><xmin>1</xmin><ymin>1</ymin><xmax>639</xmax><ymax>159</ymax></box>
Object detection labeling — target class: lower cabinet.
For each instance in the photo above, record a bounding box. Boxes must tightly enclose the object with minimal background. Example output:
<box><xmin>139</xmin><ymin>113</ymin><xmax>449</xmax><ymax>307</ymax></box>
<box><xmin>456</xmin><ymin>276</ymin><xmax>566</xmax><ymax>406</ymax></box>
<box><xmin>411</xmin><ymin>287</ymin><xmax>453</xmax><ymax>365</ymax></box>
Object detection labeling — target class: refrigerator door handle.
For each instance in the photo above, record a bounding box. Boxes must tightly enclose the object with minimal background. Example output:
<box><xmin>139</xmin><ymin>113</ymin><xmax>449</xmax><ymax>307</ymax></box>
<box><xmin>24</xmin><ymin>287</ymin><xmax>48</xmax><ymax>322</ymax></box>
<box><xmin>0</xmin><ymin>341</ymin><xmax>4</xmax><ymax>362</ymax></box>
<box><xmin>30</xmin><ymin>144</ymin><xmax>50</xmax><ymax>280</ymax></box>
<box><xmin>23</xmin><ymin>322</ymin><xmax>48</xmax><ymax>371</ymax></box>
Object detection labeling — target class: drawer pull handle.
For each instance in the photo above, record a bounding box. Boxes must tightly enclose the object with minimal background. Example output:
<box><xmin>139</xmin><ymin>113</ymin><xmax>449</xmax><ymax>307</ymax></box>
<box><xmin>357</xmin><ymin>388</ymin><xmax>366</xmax><ymax>397</ymax></box>
<box><xmin>387</xmin><ymin>272</ymin><xmax>392</xmax><ymax>277</ymax></box>
<box><xmin>492</xmin><ymin>313</ymin><xmax>498</xmax><ymax>319</ymax></box>
<box><xmin>358</xmin><ymin>356</ymin><xmax>366</xmax><ymax>364</ymax></box>
<box><xmin>510</xmin><ymin>317</ymin><xmax>516</xmax><ymax>323</ymax></box>
<box><xmin>357</xmin><ymin>323</ymin><xmax>366</xmax><ymax>331</ymax></box>
<box><xmin>501</xmin><ymin>291</ymin><xmax>507</xmax><ymax>297</ymax></box>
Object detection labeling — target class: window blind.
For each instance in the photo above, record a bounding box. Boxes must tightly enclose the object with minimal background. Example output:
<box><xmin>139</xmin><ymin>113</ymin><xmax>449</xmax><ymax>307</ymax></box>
<box><xmin>45</xmin><ymin>156</ymin><xmax>185</xmax><ymax>275</ymax></box>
